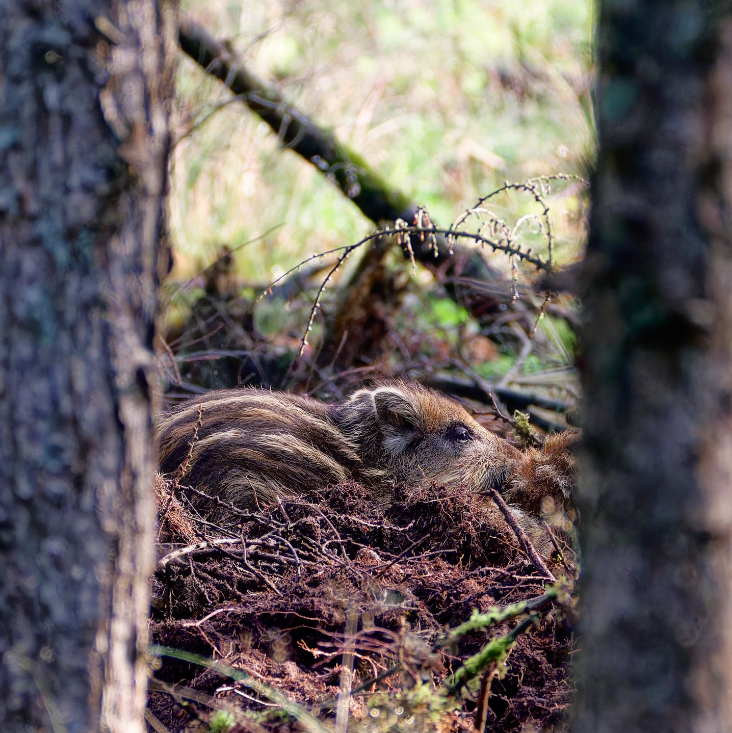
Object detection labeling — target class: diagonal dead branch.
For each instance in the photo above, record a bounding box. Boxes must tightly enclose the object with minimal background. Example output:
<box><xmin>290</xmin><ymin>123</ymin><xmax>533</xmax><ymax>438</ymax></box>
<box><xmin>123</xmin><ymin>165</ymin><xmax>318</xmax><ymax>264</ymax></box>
<box><xmin>484</xmin><ymin>487</ymin><xmax>556</xmax><ymax>582</ymax></box>
<box><xmin>177</xmin><ymin>18</ymin><xmax>532</xmax><ymax>319</ymax></box>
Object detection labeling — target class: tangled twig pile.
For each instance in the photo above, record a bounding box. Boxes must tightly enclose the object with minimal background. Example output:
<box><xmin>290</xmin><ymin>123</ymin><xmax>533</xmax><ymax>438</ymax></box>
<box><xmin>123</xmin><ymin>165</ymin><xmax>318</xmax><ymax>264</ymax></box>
<box><xmin>148</xmin><ymin>439</ymin><xmax>577</xmax><ymax>733</ymax></box>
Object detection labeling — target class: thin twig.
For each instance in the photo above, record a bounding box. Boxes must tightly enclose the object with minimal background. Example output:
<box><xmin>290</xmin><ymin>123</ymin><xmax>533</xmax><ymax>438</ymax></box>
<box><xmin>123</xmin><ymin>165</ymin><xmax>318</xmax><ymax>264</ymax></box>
<box><xmin>483</xmin><ymin>488</ymin><xmax>556</xmax><ymax>582</ymax></box>
<box><xmin>157</xmin><ymin>335</ymin><xmax>182</xmax><ymax>385</ymax></box>
<box><xmin>335</xmin><ymin>607</ymin><xmax>359</xmax><ymax>733</ymax></box>
<box><xmin>144</xmin><ymin>709</ymin><xmax>172</xmax><ymax>733</ymax></box>
<box><xmin>374</xmin><ymin>535</ymin><xmax>430</xmax><ymax>579</ymax></box>
<box><xmin>450</xmin><ymin>358</ymin><xmax>514</xmax><ymax>425</ymax></box>
<box><xmin>157</xmin><ymin>537</ymin><xmax>246</xmax><ymax>569</ymax></box>
<box><xmin>474</xmin><ymin>665</ymin><xmax>497</xmax><ymax>733</ymax></box>
<box><xmin>158</xmin><ymin>405</ymin><xmax>204</xmax><ymax>538</ymax></box>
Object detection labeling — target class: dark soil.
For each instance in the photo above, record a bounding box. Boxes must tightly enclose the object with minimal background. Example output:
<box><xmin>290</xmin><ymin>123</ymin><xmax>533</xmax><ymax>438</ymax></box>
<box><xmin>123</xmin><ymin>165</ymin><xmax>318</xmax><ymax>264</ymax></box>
<box><xmin>148</xmin><ymin>454</ymin><xmax>577</xmax><ymax>733</ymax></box>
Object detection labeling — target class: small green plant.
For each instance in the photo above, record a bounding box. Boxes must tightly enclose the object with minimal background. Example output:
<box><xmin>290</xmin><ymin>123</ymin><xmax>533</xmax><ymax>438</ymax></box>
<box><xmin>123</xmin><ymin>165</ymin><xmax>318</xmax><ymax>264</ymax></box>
<box><xmin>512</xmin><ymin>409</ymin><xmax>538</xmax><ymax>447</ymax></box>
<box><xmin>363</xmin><ymin>681</ymin><xmax>460</xmax><ymax>733</ymax></box>
<box><xmin>358</xmin><ymin>592</ymin><xmax>558</xmax><ymax>732</ymax></box>
<box><xmin>429</xmin><ymin>297</ymin><xmax>470</xmax><ymax>329</ymax></box>
<box><xmin>208</xmin><ymin>709</ymin><xmax>236</xmax><ymax>733</ymax></box>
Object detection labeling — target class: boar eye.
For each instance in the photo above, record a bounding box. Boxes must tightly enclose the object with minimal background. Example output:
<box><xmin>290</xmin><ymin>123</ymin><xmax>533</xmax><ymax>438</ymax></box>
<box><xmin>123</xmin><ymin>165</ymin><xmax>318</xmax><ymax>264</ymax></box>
<box><xmin>446</xmin><ymin>424</ymin><xmax>473</xmax><ymax>443</ymax></box>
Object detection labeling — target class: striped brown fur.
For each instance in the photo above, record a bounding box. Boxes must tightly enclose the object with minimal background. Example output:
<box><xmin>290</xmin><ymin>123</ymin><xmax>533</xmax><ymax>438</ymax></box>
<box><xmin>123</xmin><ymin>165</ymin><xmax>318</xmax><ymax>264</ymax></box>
<box><xmin>505</xmin><ymin>429</ymin><xmax>579</xmax><ymax>531</ymax></box>
<box><xmin>157</xmin><ymin>381</ymin><xmax>523</xmax><ymax>520</ymax></box>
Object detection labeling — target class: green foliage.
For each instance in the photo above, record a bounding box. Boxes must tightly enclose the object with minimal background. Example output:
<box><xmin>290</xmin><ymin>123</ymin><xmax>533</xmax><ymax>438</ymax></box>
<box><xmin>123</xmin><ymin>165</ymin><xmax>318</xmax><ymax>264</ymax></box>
<box><xmin>541</xmin><ymin>314</ymin><xmax>577</xmax><ymax>357</ymax></box>
<box><xmin>474</xmin><ymin>354</ymin><xmax>545</xmax><ymax>380</ymax></box>
<box><xmin>447</xmin><ymin>620</ymin><xmax>528</xmax><ymax>691</ymax></box>
<box><xmin>152</xmin><ymin>589</ymin><xmax>559</xmax><ymax>732</ymax></box>
<box><xmin>512</xmin><ymin>409</ymin><xmax>538</xmax><ymax>447</ymax></box>
<box><xmin>208</xmin><ymin>710</ymin><xmax>236</xmax><ymax>733</ymax></box>
<box><xmin>166</xmin><ymin>0</ymin><xmax>587</xmax><ymax>415</ymax></box>
<box><xmin>253</xmin><ymin>296</ymin><xmax>316</xmax><ymax>339</ymax></box>
<box><xmin>171</xmin><ymin>0</ymin><xmax>593</xmax><ymax>284</ymax></box>
<box><xmin>358</xmin><ymin>592</ymin><xmax>557</xmax><ymax>730</ymax></box>
<box><xmin>428</xmin><ymin>297</ymin><xmax>470</xmax><ymax>329</ymax></box>
<box><xmin>444</xmin><ymin>589</ymin><xmax>557</xmax><ymax>643</ymax></box>
<box><xmin>363</xmin><ymin>682</ymin><xmax>461</xmax><ymax>733</ymax></box>
<box><xmin>474</xmin><ymin>355</ymin><xmax>515</xmax><ymax>379</ymax></box>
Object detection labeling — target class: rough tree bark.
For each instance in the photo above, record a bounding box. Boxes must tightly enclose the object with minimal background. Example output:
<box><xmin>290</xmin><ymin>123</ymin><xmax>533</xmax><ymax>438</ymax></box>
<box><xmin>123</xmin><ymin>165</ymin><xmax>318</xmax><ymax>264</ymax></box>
<box><xmin>0</xmin><ymin>2</ymin><xmax>174</xmax><ymax>732</ymax></box>
<box><xmin>576</xmin><ymin>2</ymin><xmax>732</xmax><ymax>732</ymax></box>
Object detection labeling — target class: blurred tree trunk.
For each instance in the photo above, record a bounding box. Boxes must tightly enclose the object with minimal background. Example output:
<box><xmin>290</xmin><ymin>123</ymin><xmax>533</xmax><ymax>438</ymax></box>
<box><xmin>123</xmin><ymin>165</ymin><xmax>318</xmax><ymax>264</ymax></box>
<box><xmin>0</xmin><ymin>2</ymin><xmax>174</xmax><ymax>732</ymax></box>
<box><xmin>576</xmin><ymin>2</ymin><xmax>732</xmax><ymax>732</ymax></box>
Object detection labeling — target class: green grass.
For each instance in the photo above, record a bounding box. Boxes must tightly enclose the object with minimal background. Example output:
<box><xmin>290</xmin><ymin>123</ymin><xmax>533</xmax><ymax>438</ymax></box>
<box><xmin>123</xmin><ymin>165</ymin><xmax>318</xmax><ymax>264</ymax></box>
<box><xmin>170</xmin><ymin>0</ymin><xmax>595</xmax><ymax>285</ymax></box>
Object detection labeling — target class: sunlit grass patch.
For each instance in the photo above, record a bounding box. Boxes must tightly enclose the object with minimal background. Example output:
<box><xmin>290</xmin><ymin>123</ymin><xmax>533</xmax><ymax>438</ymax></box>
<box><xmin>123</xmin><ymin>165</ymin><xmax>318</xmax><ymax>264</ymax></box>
<box><xmin>171</xmin><ymin>0</ymin><xmax>594</xmax><ymax>282</ymax></box>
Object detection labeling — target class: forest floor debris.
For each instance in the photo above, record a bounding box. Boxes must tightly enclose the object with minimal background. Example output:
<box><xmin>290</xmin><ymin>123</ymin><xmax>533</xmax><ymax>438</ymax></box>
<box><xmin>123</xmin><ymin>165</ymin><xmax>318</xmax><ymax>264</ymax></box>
<box><xmin>149</xmin><ymin>464</ymin><xmax>577</xmax><ymax>733</ymax></box>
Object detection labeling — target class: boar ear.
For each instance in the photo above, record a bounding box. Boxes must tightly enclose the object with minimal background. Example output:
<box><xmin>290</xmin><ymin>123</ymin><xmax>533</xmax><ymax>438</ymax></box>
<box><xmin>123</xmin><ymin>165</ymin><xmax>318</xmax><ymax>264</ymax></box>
<box><xmin>372</xmin><ymin>388</ymin><xmax>421</xmax><ymax>431</ymax></box>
